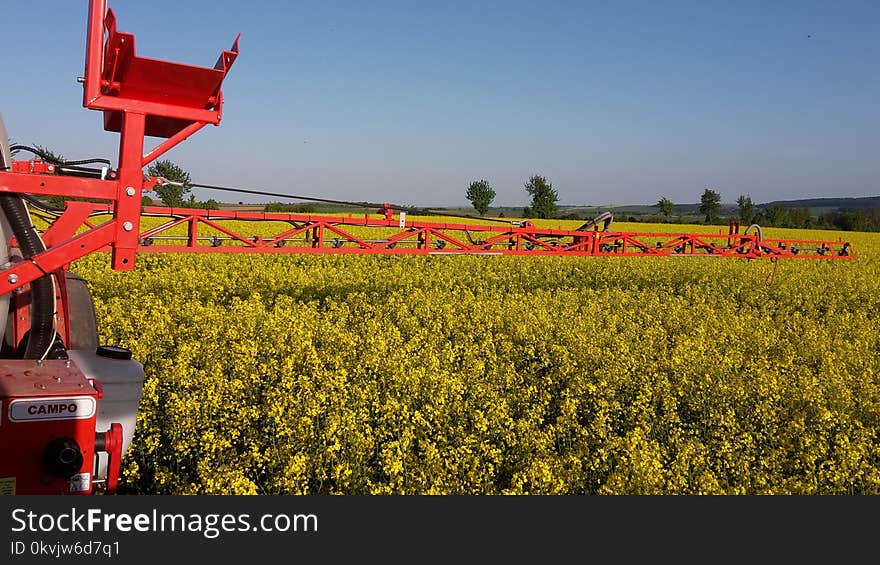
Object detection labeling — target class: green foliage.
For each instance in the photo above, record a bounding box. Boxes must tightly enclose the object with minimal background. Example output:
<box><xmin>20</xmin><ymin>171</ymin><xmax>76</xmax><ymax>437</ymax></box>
<box><xmin>819</xmin><ymin>210</ymin><xmax>874</xmax><ymax>231</ymax></box>
<box><xmin>466</xmin><ymin>179</ymin><xmax>496</xmax><ymax>216</ymax></box>
<box><xmin>737</xmin><ymin>195</ymin><xmax>755</xmax><ymax>225</ymax></box>
<box><xmin>146</xmin><ymin>160</ymin><xmax>192</xmax><ymax>207</ymax></box>
<box><xmin>264</xmin><ymin>202</ymin><xmax>318</xmax><ymax>213</ymax></box>
<box><xmin>762</xmin><ymin>205</ymin><xmax>786</xmax><ymax>226</ymax></box>
<box><xmin>184</xmin><ymin>194</ymin><xmax>220</xmax><ymax>210</ymax></box>
<box><xmin>32</xmin><ymin>144</ymin><xmax>64</xmax><ymax>163</ymax></box>
<box><xmin>699</xmin><ymin>188</ymin><xmax>721</xmax><ymax>224</ymax></box>
<box><xmin>41</xmin><ymin>195</ymin><xmax>68</xmax><ymax>209</ymax></box>
<box><xmin>751</xmin><ymin>207</ymin><xmax>880</xmax><ymax>232</ymax></box>
<box><xmin>524</xmin><ymin>175</ymin><xmax>559</xmax><ymax>219</ymax></box>
<box><xmin>657</xmin><ymin>197</ymin><xmax>674</xmax><ymax>218</ymax></box>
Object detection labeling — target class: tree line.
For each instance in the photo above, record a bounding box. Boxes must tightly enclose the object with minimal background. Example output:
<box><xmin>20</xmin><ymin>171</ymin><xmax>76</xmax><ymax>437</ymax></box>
<box><xmin>469</xmin><ymin>180</ymin><xmax>879</xmax><ymax>232</ymax></box>
<box><xmin>466</xmin><ymin>175</ymin><xmax>559</xmax><ymax>219</ymax></box>
<box><xmin>656</xmin><ymin>189</ymin><xmax>880</xmax><ymax>232</ymax></box>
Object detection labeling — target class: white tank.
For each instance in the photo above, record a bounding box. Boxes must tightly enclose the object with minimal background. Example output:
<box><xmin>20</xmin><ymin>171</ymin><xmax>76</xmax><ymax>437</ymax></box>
<box><xmin>67</xmin><ymin>347</ymin><xmax>146</xmax><ymax>480</ymax></box>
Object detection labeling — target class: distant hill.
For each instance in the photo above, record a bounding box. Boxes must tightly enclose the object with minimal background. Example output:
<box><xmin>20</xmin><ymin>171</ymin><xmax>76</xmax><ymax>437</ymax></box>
<box><xmin>476</xmin><ymin>196</ymin><xmax>880</xmax><ymax>220</ymax></box>
<box><xmin>758</xmin><ymin>196</ymin><xmax>880</xmax><ymax>212</ymax></box>
<box><xmin>572</xmin><ymin>197</ymin><xmax>880</xmax><ymax>216</ymax></box>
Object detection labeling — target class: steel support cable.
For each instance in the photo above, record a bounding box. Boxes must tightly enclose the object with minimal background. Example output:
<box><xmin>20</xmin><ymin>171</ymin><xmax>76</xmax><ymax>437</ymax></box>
<box><xmin>17</xmin><ymin>162</ymin><xmax>515</xmax><ymax>225</ymax></box>
<box><xmin>187</xmin><ymin>181</ymin><xmax>514</xmax><ymax>225</ymax></box>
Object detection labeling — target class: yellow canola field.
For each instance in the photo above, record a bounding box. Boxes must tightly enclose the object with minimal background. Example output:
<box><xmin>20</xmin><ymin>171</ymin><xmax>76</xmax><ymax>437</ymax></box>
<box><xmin>70</xmin><ymin>220</ymin><xmax>880</xmax><ymax>494</ymax></box>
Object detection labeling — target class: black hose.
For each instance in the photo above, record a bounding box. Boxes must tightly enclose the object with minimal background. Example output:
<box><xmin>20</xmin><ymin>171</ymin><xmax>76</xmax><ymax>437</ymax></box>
<box><xmin>0</xmin><ymin>150</ymin><xmax>57</xmax><ymax>359</ymax></box>
<box><xmin>22</xmin><ymin>194</ymin><xmax>66</xmax><ymax>214</ymax></box>
<box><xmin>9</xmin><ymin>144</ymin><xmax>111</xmax><ymax>167</ymax></box>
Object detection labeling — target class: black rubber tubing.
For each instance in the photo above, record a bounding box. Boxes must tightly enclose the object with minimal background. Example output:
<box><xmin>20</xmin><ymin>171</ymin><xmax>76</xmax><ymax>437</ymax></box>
<box><xmin>0</xmin><ymin>149</ymin><xmax>57</xmax><ymax>359</ymax></box>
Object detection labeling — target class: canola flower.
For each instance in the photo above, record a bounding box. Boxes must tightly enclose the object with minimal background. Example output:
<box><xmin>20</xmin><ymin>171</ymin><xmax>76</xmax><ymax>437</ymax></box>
<box><xmin>70</xmin><ymin>221</ymin><xmax>880</xmax><ymax>494</ymax></box>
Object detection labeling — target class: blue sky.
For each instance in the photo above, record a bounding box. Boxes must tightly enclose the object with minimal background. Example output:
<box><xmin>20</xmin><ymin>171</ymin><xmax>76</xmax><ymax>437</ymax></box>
<box><xmin>3</xmin><ymin>0</ymin><xmax>878</xmax><ymax>207</ymax></box>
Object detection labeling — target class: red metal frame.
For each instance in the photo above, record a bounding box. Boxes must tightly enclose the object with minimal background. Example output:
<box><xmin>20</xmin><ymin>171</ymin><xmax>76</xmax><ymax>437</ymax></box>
<box><xmin>29</xmin><ymin>202</ymin><xmax>855</xmax><ymax>260</ymax></box>
<box><xmin>127</xmin><ymin>208</ymin><xmax>854</xmax><ymax>259</ymax></box>
<box><xmin>103</xmin><ymin>423</ymin><xmax>124</xmax><ymax>495</ymax></box>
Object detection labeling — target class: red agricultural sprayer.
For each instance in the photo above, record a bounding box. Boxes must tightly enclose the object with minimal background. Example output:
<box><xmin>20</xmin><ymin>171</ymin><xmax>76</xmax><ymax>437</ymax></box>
<box><xmin>0</xmin><ymin>1</ymin><xmax>854</xmax><ymax>495</ymax></box>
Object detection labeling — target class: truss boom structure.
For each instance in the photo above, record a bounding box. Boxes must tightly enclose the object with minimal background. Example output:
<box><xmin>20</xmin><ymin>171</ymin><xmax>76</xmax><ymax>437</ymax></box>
<box><xmin>38</xmin><ymin>203</ymin><xmax>856</xmax><ymax>260</ymax></box>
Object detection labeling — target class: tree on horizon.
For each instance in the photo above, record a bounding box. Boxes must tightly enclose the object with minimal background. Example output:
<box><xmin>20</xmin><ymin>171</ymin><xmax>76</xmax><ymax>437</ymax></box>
<box><xmin>657</xmin><ymin>196</ymin><xmax>674</xmax><ymax>219</ymax></box>
<box><xmin>737</xmin><ymin>194</ymin><xmax>755</xmax><ymax>225</ymax></box>
<box><xmin>523</xmin><ymin>174</ymin><xmax>559</xmax><ymax>219</ymax></box>
<box><xmin>465</xmin><ymin>179</ymin><xmax>496</xmax><ymax>216</ymax></box>
<box><xmin>699</xmin><ymin>188</ymin><xmax>721</xmax><ymax>224</ymax></box>
<box><xmin>146</xmin><ymin>159</ymin><xmax>192</xmax><ymax>207</ymax></box>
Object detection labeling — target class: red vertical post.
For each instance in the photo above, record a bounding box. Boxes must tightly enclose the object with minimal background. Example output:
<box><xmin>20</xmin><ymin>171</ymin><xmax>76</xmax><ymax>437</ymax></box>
<box><xmin>112</xmin><ymin>112</ymin><xmax>146</xmax><ymax>270</ymax></box>
<box><xmin>188</xmin><ymin>217</ymin><xmax>199</xmax><ymax>248</ymax></box>
<box><xmin>105</xmin><ymin>423</ymin><xmax>123</xmax><ymax>494</ymax></box>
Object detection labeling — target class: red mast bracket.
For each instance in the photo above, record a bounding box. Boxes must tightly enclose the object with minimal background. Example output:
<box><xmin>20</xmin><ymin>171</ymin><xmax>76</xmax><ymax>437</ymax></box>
<box><xmin>84</xmin><ymin>1</ymin><xmax>240</xmax><ymax>140</ymax></box>
<box><xmin>80</xmin><ymin>0</ymin><xmax>240</xmax><ymax>270</ymax></box>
